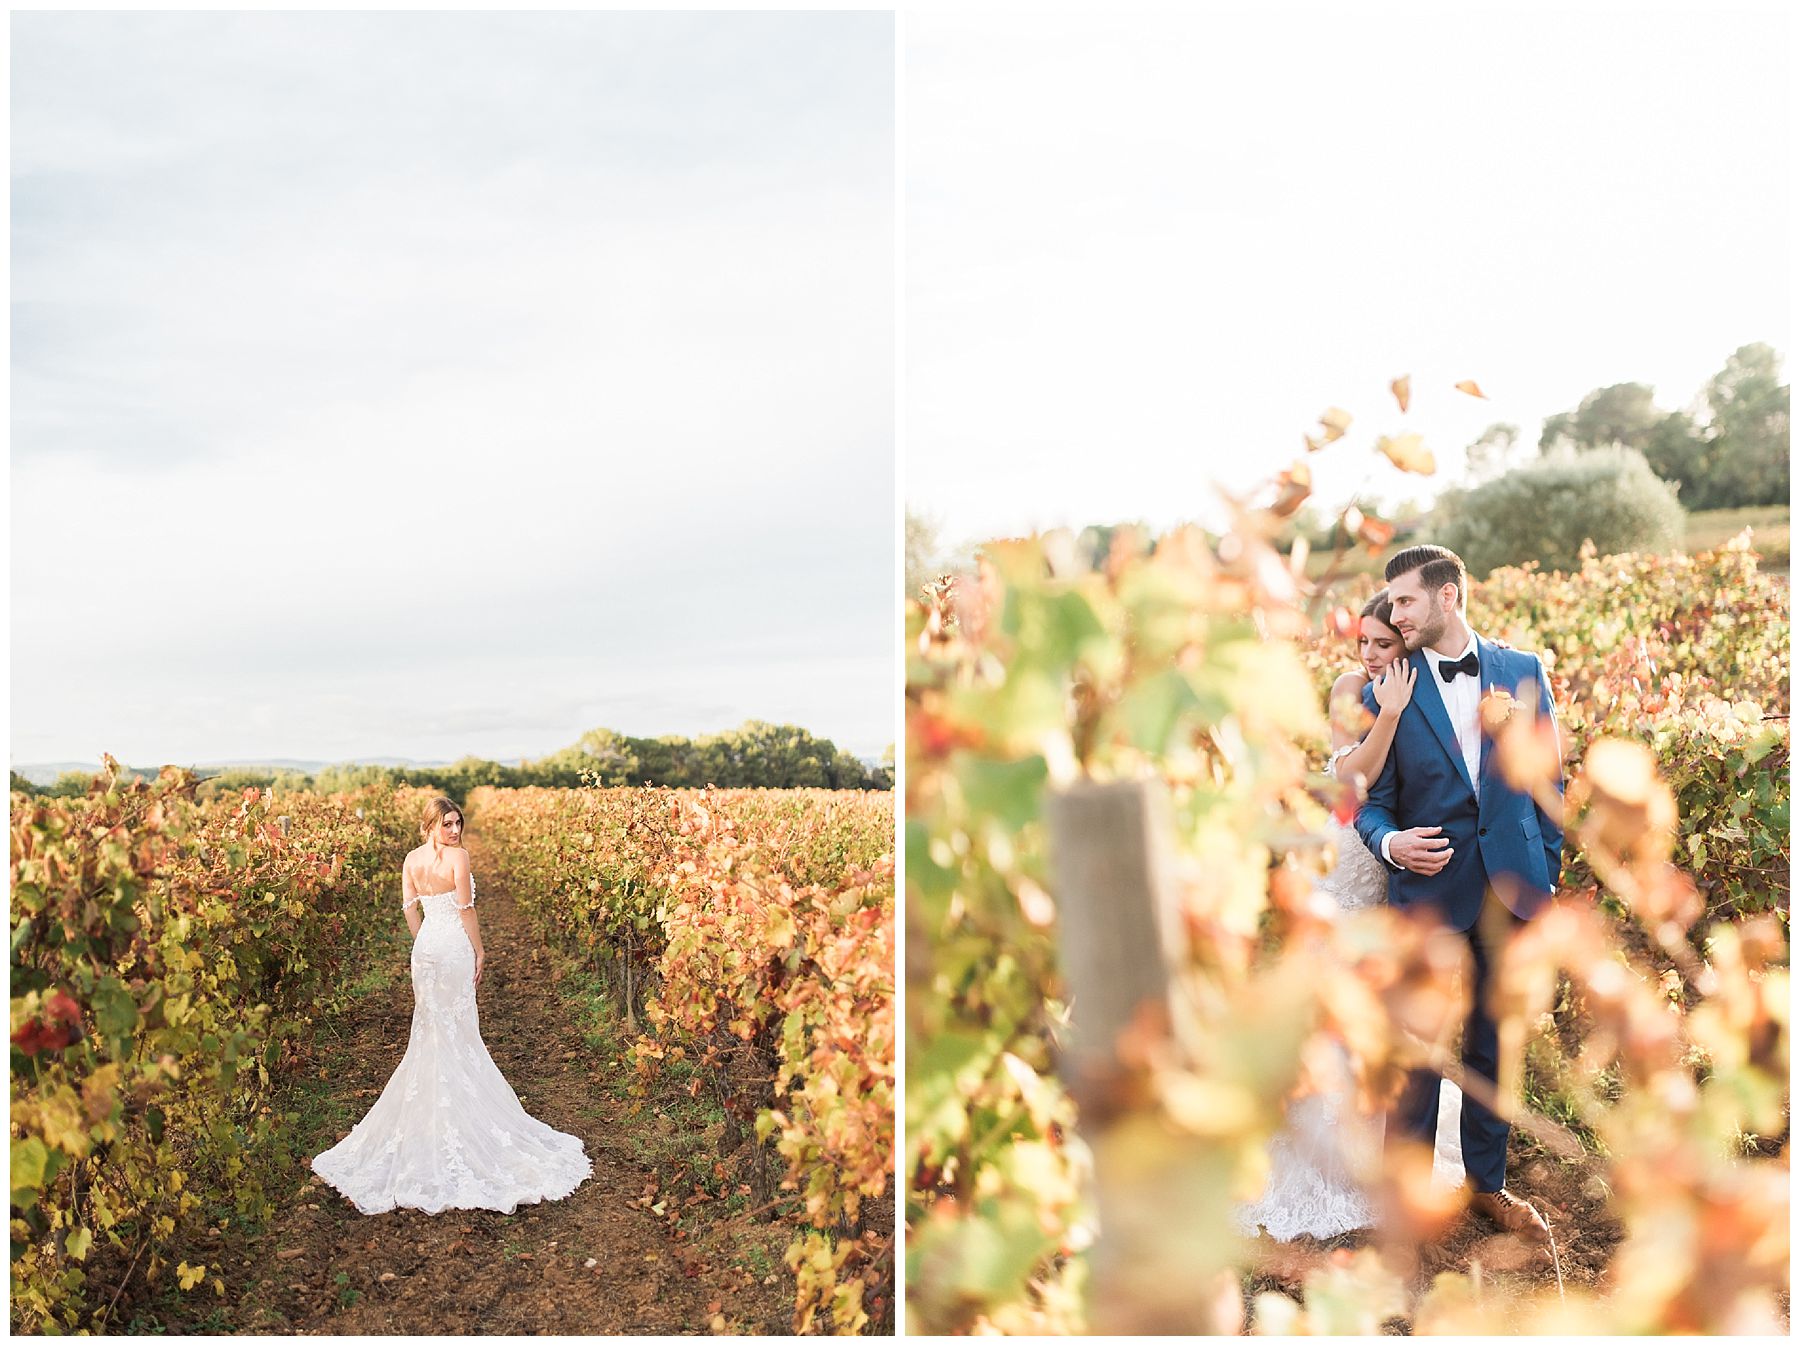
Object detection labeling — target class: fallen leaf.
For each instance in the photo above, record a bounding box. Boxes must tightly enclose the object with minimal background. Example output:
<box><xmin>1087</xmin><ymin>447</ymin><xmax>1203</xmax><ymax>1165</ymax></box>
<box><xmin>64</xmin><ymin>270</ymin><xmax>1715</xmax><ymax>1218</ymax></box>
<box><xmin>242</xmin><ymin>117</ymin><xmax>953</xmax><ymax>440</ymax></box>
<box><xmin>710</xmin><ymin>1315</ymin><xmax>727</xmax><ymax>1333</ymax></box>
<box><xmin>707</xmin><ymin>1299</ymin><xmax>723</xmax><ymax>1314</ymax></box>
<box><xmin>276</xmin><ymin>1249</ymin><xmax>305</xmax><ymax>1261</ymax></box>
<box><xmin>1391</xmin><ymin>374</ymin><xmax>1412</xmax><ymax>412</ymax></box>
<box><xmin>378</xmin><ymin>1272</ymin><xmax>397</xmax><ymax>1284</ymax></box>
<box><xmin>584</xmin><ymin>1257</ymin><xmax>598</xmax><ymax>1269</ymax></box>
<box><xmin>1455</xmin><ymin>379</ymin><xmax>1488</xmax><ymax>399</ymax></box>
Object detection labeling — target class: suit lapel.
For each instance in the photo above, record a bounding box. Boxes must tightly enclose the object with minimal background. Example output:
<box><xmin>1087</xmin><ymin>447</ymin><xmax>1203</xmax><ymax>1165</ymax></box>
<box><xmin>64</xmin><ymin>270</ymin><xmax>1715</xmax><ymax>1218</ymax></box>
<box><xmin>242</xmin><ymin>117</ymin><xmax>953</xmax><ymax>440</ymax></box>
<box><xmin>1410</xmin><ymin>648</ymin><xmax>1476</xmax><ymax>797</ymax></box>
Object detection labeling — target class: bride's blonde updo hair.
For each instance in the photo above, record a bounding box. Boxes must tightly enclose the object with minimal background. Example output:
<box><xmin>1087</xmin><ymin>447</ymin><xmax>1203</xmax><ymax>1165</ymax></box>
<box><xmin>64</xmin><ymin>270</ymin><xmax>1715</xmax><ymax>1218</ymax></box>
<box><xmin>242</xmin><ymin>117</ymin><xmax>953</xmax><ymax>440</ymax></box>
<box><xmin>420</xmin><ymin>796</ymin><xmax>464</xmax><ymax>852</ymax></box>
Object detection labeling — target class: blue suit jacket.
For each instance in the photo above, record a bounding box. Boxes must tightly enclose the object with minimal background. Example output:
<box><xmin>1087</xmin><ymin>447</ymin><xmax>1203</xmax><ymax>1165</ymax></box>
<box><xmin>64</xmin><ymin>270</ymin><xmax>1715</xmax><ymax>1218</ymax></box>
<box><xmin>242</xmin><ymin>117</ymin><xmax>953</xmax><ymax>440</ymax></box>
<box><xmin>1353</xmin><ymin>637</ymin><xmax>1564</xmax><ymax>930</ymax></box>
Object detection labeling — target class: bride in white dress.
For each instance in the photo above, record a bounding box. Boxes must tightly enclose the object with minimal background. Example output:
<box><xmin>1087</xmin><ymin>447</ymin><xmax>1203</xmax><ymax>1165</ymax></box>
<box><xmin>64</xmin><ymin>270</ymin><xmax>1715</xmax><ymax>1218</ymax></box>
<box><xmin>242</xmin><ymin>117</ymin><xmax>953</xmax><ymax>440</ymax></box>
<box><xmin>312</xmin><ymin>797</ymin><xmax>592</xmax><ymax>1214</ymax></box>
<box><xmin>1234</xmin><ymin>592</ymin><xmax>1464</xmax><ymax>1241</ymax></box>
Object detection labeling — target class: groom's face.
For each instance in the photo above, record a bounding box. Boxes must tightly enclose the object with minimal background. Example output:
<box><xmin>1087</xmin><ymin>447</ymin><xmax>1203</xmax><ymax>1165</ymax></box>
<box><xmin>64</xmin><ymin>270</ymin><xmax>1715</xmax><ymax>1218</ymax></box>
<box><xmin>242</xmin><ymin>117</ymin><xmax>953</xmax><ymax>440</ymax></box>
<box><xmin>1385</xmin><ymin>569</ymin><xmax>1446</xmax><ymax>651</ymax></box>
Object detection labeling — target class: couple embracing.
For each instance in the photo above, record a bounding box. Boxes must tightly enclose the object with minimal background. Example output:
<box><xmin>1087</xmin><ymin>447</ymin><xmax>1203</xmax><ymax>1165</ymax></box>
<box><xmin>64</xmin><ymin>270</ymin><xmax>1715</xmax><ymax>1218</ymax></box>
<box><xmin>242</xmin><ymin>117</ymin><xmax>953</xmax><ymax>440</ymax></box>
<box><xmin>1237</xmin><ymin>545</ymin><xmax>1560</xmax><ymax>1245</ymax></box>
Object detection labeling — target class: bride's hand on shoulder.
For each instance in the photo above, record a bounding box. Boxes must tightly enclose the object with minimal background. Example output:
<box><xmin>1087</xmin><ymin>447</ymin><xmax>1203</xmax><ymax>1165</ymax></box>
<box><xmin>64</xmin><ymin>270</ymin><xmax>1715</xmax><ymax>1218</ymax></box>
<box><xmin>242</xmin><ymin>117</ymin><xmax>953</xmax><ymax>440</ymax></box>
<box><xmin>1372</xmin><ymin>660</ymin><xmax>1416</xmax><ymax>716</ymax></box>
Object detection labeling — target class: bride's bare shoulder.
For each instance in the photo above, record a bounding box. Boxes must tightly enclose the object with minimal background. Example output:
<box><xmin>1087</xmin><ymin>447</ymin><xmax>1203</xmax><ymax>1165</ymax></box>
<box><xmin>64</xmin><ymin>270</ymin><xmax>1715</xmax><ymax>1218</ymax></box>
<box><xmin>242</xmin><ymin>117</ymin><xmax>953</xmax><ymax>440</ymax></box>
<box><xmin>1330</xmin><ymin>669</ymin><xmax>1370</xmax><ymax>698</ymax></box>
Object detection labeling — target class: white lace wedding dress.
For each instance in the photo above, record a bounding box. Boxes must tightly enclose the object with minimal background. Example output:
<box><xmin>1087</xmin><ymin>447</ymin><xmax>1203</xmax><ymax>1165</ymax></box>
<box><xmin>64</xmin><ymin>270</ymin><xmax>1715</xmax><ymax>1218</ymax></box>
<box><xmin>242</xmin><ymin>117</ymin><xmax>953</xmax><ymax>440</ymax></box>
<box><xmin>1232</xmin><ymin>815</ymin><xmax>1465</xmax><ymax>1241</ymax></box>
<box><xmin>311</xmin><ymin>874</ymin><xmax>592</xmax><ymax>1214</ymax></box>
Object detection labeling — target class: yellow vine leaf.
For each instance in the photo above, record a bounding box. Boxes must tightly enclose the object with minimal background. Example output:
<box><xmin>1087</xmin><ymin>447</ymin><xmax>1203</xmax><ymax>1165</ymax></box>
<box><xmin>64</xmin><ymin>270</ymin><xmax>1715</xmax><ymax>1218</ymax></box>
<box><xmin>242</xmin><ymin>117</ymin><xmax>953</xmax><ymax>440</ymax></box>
<box><xmin>1376</xmin><ymin>432</ymin><xmax>1436</xmax><ymax>474</ymax></box>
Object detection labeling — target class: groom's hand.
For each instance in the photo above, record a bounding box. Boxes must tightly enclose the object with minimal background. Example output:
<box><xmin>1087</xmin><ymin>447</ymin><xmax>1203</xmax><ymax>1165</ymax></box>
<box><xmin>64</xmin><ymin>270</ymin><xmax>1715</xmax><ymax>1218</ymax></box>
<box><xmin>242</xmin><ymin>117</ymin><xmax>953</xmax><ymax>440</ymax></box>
<box><xmin>1390</xmin><ymin>826</ymin><xmax>1453</xmax><ymax>875</ymax></box>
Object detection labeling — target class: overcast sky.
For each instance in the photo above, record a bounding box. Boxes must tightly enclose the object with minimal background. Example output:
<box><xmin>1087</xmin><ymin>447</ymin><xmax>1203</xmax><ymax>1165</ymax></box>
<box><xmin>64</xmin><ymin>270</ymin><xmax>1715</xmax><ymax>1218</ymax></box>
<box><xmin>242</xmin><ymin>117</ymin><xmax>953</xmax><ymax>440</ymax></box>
<box><xmin>907</xmin><ymin>4</ymin><xmax>1790</xmax><ymax>547</ymax></box>
<box><xmin>12</xmin><ymin>11</ymin><xmax>894</xmax><ymax>766</ymax></box>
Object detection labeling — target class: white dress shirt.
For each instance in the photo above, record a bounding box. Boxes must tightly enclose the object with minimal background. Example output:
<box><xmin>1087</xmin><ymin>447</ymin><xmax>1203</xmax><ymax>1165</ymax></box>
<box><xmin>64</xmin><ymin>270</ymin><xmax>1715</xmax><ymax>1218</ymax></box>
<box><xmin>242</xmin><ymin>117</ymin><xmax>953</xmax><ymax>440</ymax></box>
<box><xmin>1381</xmin><ymin>630</ymin><xmax>1482</xmax><ymax>868</ymax></box>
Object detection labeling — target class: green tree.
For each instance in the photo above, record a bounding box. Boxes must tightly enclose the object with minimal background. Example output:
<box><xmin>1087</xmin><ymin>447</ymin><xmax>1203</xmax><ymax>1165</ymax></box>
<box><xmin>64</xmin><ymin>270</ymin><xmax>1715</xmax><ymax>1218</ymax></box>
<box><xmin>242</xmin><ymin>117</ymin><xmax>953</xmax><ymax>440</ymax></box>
<box><xmin>828</xmin><ymin>749</ymin><xmax>871</xmax><ymax>790</ymax></box>
<box><xmin>311</xmin><ymin>762</ymin><xmax>404</xmax><ymax>794</ymax></box>
<box><xmin>634</xmin><ymin>735</ymin><xmax>694</xmax><ymax>788</ymax></box>
<box><xmin>1693</xmin><ymin>342</ymin><xmax>1789</xmax><ymax>509</ymax></box>
<box><xmin>43</xmin><ymin>771</ymin><xmax>96</xmax><ymax>799</ymax></box>
<box><xmin>1538</xmin><ymin>382</ymin><xmax>1664</xmax><ymax>455</ymax></box>
<box><xmin>10</xmin><ymin>770</ymin><xmax>38</xmax><ymax>795</ymax></box>
<box><xmin>524</xmin><ymin>745</ymin><xmax>602</xmax><ymax>789</ymax></box>
<box><xmin>1438</xmin><ymin>446</ymin><xmax>1683</xmax><ymax>577</ymax></box>
<box><xmin>1639</xmin><ymin>409</ymin><xmax>1709</xmax><ymax>500</ymax></box>
<box><xmin>195</xmin><ymin>767</ymin><xmax>280</xmax><ymax>802</ymax></box>
<box><xmin>431</xmin><ymin>757</ymin><xmax>512</xmax><ymax>798</ymax></box>
<box><xmin>1534</xmin><ymin>349</ymin><xmax>1788</xmax><ymax>509</ymax></box>
<box><xmin>572</xmin><ymin>728</ymin><xmax>640</xmax><ymax>785</ymax></box>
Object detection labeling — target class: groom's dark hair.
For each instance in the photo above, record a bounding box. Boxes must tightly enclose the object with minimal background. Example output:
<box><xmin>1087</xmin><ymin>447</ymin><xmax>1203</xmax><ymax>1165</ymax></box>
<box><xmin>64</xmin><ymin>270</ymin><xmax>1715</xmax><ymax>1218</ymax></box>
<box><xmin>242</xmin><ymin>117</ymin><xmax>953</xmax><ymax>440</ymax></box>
<box><xmin>1385</xmin><ymin>544</ymin><xmax>1467</xmax><ymax>608</ymax></box>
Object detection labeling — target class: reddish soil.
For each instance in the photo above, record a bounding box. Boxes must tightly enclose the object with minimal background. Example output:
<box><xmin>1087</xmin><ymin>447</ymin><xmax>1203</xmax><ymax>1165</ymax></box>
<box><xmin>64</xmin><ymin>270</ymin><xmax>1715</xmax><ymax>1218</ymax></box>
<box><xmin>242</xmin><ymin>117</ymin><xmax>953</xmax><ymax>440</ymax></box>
<box><xmin>148</xmin><ymin>839</ymin><xmax>793</xmax><ymax>1335</ymax></box>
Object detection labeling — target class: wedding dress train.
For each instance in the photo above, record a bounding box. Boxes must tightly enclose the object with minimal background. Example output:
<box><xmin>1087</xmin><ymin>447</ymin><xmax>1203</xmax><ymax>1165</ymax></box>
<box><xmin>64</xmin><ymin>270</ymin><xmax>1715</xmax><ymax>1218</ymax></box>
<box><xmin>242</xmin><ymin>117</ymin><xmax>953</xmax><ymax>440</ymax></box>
<box><xmin>1232</xmin><ymin>820</ymin><xmax>1465</xmax><ymax>1241</ymax></box>
<box><xmin>311</xmin><ymin>874</ymin><xmax>592</xmax><ymax>1214</ymax></box>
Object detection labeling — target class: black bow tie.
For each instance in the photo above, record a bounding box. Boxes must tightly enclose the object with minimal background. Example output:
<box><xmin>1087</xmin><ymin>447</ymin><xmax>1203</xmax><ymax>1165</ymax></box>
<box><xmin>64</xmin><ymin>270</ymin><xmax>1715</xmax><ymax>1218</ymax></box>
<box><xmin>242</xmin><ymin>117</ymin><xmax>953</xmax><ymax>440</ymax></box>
<box><xmin>1439</xmin><ymin>652</ymin><xmax>1480</xmax><ymax>683</ymax></box>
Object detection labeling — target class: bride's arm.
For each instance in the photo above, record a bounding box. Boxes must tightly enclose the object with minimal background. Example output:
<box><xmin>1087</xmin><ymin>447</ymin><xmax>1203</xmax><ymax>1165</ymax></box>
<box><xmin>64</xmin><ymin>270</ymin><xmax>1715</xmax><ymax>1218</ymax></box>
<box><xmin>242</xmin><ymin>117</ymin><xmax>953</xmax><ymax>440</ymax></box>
<box><xmin>1330</xmin><ymin>664</ymin><xmax>1414</xmax><ymax>786</ymax></box>
<box><xmin>450</xmin><ymin>848</ymin><xmax>486</xmax><ymax>986</ymax></box>
<box><xmin>402</xmin><ymin>863</ymin><xmax>423</xmax><ymax>939</ymax></box>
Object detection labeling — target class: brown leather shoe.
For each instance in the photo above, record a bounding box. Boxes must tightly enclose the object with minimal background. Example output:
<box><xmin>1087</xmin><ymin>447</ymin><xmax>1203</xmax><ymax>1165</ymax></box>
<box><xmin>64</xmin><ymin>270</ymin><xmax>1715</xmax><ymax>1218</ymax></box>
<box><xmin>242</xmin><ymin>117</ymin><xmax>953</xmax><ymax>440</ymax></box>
<box><xmin>1468</xmin><ymin>1188</ymin><xmax>1550</xmax><ymax>1243</ymax></box>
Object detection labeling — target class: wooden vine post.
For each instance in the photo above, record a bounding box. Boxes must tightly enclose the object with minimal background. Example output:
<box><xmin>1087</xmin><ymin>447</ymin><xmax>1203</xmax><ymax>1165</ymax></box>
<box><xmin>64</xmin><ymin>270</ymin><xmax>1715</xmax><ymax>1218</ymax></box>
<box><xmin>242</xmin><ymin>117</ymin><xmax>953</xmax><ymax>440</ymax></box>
<box><xmin>1046</xmin><ymin>777</ymin><xmax>1240</xmax><ymax>1334</ymax></box>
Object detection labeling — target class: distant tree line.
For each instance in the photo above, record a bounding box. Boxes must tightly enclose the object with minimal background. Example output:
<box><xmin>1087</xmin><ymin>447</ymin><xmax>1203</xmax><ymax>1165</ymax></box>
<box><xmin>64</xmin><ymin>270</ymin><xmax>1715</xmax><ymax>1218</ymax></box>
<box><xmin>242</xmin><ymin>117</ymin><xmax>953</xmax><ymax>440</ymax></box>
<box><xmin>1428</xmin><ymin>343</ymin><xmax>1788</xmax><ymax>575</ymax></box>
<box><xmin>1532</xmin><ymin>343</ymin><xmax>1788</xmax><ymax>511</ymax></box>
<box><xmin>12</xmin><ymin>721</ymin><xmax>894</xmax><ymax>800</ymax></box>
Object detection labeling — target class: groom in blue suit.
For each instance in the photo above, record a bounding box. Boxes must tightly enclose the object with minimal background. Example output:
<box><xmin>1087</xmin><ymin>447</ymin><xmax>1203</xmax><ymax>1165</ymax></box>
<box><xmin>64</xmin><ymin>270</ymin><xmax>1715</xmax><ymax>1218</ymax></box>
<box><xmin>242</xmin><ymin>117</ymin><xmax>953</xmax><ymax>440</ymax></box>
<box><xmin>1354</xmin><ymin>544</ymin><xmax>1562</xmax><ymax>1242</ymax></box>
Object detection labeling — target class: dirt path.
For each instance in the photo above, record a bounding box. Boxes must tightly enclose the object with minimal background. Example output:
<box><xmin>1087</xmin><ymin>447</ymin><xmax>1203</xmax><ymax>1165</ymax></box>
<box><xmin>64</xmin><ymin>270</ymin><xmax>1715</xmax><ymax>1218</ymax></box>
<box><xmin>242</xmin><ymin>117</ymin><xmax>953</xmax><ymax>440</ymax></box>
<box><xmin>1242</xmin><ymin>1125</ymin><xmax>1623</xmax><ymax>1331</ymax></box>
<box><xmin>203</xmin><ymin>839</ymin><xmax>788</xmax><ymax>1335</ymax></box>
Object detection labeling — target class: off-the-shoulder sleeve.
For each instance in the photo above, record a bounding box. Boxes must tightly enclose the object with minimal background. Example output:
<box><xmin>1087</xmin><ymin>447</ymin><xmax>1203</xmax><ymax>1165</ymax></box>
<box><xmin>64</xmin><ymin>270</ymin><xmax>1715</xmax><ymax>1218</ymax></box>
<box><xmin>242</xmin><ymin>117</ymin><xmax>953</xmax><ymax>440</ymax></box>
<box><xmin>453</xmin><ymin>874</ymin><xmax>477</xmax><ymax>910</ymax></box>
